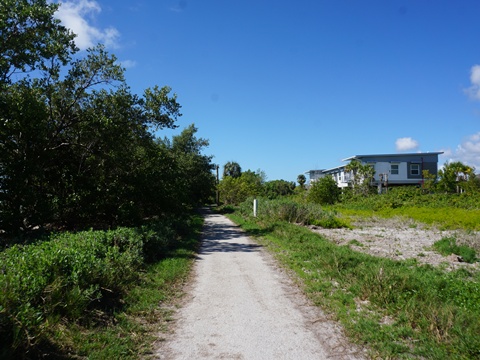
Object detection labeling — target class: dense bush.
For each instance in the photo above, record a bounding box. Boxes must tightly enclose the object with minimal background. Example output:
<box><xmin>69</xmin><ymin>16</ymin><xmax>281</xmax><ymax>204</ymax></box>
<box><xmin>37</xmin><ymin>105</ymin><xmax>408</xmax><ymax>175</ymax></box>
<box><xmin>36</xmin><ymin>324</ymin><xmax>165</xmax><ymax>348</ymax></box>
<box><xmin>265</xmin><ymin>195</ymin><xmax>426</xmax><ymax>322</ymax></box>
<box><xmin>306</xmin><ymin>176</ymin><xmax>341</xmax><ymax>205</ymax></box>
<box><xmin>236</xmin><ymin>197</ymin><xmax>350</xmax><ymax>228</ymax></box>
<box><xmin>0</xmin><ymin>221</ymin><xmax>177</xmax><ymax>357</ymax></box>
<box><xmin>263</xmin><ymin>180</ymin><xmax>296</xmax><ymax>199</ymax></box>
<box><xmin>218</xmin><ymin>170</ymin><xmax>264</xmax><ymax>205</ymax></box>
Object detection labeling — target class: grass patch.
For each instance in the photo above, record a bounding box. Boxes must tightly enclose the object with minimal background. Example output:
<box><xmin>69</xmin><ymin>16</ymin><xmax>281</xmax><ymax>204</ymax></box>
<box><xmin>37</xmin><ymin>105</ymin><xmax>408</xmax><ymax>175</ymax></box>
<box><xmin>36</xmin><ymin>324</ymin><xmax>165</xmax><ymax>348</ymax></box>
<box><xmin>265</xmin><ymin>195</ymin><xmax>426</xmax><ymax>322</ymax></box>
<box><xmin>348</xmin><ymin>239</ymin><xmax>363</xmax><ymax>247</ymax></box>
<box><xmin>227</xmin><ymin>212</ymin><xmax>480</xmax><ymax>359</ymax></box>
<box><xmin>335</xmin><ymin>193</ymin><xmax>480</xmax><ymax>232</ymax></box>
<box><xmin>433</xmin><ymin>237</ymin><xmax>478</xmax><ymax>264</ymax></box>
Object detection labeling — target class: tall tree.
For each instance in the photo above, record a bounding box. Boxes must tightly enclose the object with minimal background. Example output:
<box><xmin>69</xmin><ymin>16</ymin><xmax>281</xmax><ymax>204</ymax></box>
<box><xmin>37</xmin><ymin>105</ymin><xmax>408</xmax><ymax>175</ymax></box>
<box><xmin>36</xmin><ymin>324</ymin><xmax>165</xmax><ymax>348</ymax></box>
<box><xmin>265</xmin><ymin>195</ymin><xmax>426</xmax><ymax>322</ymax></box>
<box><xmin>218</xmin><ymin>169</ymin><xmax>264</xmax><ymax>205</ymax></box>
<box><xmin>0</xmin><ymin>45</ymin><xmax>183</xmax><ymax>233</ymax></box>
<box><xmin>0</xmin><ymin>0</ymin><xmax>76</xmax><ymax>83</ymax></box>
<box><xmin>297</xmin><ymin>174</ymin><xmax>306</xmax><ymax>189</ymax></box>
<box><xmin>438</xmin><ymin>161</ymin><xmax>476</xmax><ymax>194</ymax></box>
<box><xmin>345</xmin><ymin>159</ymin><xmax>375</xmax><ymax>196</ymax></box>
<box><xmin>169</xmin><ymin>124</ymin><xmax>216</xmax><ymax>208</ymax></box>
<box><xmin>223</xmin><ymin>161</ymin><xmax>242</xmax><ymax>178</ymax></box>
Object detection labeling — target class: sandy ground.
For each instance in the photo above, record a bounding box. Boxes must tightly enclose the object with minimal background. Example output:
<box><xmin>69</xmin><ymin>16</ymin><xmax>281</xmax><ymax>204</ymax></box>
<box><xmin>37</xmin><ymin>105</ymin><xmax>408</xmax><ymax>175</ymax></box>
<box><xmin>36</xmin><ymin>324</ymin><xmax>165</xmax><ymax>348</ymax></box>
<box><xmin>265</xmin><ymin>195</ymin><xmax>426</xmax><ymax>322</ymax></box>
<box><xmin>155</xmin><ymin>211</ymin><xmax>366</xmax><ymax>360</ymax></box>
<box><xmin>308</xmin><ymin>216</ymin><xmax>480</xmax><ymax>272</ymax></box>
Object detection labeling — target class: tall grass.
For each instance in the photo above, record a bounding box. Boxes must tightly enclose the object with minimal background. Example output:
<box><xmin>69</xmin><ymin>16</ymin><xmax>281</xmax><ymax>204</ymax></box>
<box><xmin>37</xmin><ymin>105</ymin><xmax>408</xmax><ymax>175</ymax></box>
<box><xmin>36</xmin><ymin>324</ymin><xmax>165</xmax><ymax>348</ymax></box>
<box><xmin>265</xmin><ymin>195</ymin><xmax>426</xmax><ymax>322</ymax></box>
<box><xmin>235</xmin><ymin>197</ymin><xmax>350</xmax><ymax>229</ymax></box>
<box><xmin>227</xmin><ymin>208</ymin><xmax>480</xmax><ymax>359</ymax></box>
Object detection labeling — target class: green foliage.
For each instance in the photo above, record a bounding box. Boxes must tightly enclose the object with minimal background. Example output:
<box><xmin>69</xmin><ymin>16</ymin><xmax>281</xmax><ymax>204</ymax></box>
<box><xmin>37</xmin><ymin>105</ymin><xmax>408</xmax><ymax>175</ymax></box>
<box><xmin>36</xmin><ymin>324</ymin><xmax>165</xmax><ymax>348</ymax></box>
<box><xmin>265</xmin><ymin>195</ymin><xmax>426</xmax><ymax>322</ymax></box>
<box><xmin>160</xmin><ymin>124</ymin><xmax>216</xmax><ymax>209</ymax></box>
<box><xmin>307</xmin><ymin>176</ymin><xmax>340</xmax><ymax>205</ymax></box>
<box><xmin>0</xmin><ymin>26</ymin><xmax>214</xmax><ymax>235</ymax></box>
<box><xmin>335</xmin><ymin>186</ymin><xmax>480</xmax><ymax>231</ymax></box>
<box><xmin>421</xmin><ymin>169</ymin><xmax>437</xmax><ymax>193</ymax></box>
<box><xmin>433</xmin><ymin>237</ymin><xmax>477</xmax><ymax>263</ymax></box>
<box><xmin>223</xmin><ymin>161</ymin><xmax>242</xmax><ymax>178</ymax></box>
<box><xmin>345</xmin><ymin>159</ymin><xmax>375</xmax><ymax>196</ymax></box>
<box><xmin>218</xmin><ymin>169</ymin><xmax>264</xmax><ymax>205</ymax></box>
<box><xmin>297</xmin><ymin>174</ymin><xmax>306</xmax><ymax>188</ymax></box>
<box><xmin>235</xmin><ymin>197</ymin><xmax>350</xmax><ymax>228</ymax></box>
<box><xmin>437</xmin><ymin>161</ymin><xmax>476</xmax><ymax>194</ymax></box>
<box><xmin>0</xmin><ymin>0</ymin><xmax>77</xmax><ymax>83</ymax></box>
<box><xmin>65</xmin><ymin>214</ymin><xmax>203</xmax><ymax>359</ymax></box>
<box><xmin>0</xmin><ymin>216</ymin><xmax>185</xmax><ymax>357</ymax></box>
<box><xmin>263</xmin><ymin>179</ymin><xmax>296</xmax><ymax>199</ymax></box>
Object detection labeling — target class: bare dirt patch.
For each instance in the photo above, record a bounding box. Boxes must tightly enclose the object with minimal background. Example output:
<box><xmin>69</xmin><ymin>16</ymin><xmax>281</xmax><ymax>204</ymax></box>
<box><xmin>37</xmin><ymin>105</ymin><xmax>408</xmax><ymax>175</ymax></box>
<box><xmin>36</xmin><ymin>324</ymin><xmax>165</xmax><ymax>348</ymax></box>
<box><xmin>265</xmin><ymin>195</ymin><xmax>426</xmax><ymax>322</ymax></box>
<box><xmin>308</xmin><ymin>216</ymin><xmax>480</xmax><ymax>271</ymax></box>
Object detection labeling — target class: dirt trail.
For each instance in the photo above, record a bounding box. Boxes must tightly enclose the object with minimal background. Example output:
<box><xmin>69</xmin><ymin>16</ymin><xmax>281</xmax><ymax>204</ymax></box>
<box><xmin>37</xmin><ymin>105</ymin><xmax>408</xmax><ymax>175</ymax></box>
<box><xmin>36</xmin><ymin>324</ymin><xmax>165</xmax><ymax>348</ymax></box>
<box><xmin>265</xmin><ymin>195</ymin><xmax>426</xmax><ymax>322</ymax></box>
<box><xmin>155</xmin><ymin>211</ymin><xmax>365</xmax><ymax>360</ymax></box>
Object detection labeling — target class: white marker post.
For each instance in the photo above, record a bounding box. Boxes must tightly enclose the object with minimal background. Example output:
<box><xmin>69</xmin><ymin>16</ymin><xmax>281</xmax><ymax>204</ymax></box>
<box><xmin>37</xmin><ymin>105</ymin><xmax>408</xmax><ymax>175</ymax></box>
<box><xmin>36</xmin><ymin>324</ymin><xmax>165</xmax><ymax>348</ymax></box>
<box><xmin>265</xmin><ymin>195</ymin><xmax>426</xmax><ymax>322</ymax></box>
<box><xmin>253</xmin><ymin>198</ymin><xmax>258</xmax><ymax>217</ymax></box>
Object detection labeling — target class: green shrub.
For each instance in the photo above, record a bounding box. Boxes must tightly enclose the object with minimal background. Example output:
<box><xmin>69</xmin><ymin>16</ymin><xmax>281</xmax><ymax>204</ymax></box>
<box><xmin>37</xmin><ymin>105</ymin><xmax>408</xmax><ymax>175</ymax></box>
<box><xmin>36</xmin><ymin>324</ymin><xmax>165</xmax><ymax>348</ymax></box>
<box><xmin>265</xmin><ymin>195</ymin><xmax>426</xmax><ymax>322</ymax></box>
<box><xmin>307</xmin><ymin>176</ymin><xmax>340</xmax><ymax>205</ymax></box>
<box><xmin>0</xmin><ymin>224</ymin><xmax>177</xmax><ymax>356</ymax></box>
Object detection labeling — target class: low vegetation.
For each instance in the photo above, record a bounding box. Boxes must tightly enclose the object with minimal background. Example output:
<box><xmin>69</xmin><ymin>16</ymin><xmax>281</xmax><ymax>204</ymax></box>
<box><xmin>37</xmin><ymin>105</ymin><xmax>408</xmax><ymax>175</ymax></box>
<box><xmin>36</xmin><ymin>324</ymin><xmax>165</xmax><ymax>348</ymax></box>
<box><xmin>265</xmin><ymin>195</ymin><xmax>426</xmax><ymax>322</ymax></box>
<box><xmin>233</xmin><ymin>197</ymin><xmax>350</xmax><ymax>229</ymax></box>
<box><xmin>334</xmin><ymin>187</ymin><xmax>480</xmax><ymax>234</ymax></box>
<box><xmin>0</xmin><ymin>214</ymin><xmax>202</xmax><ymax>359</ymax></box>
<box><xmin>226</xmin><ymin>200</ymin><xmax>480</xmax><ymax>359</ymax></box>
<box><xmin>433</xmin><ymin>237</ymin><xmax>478</xmax><ymax>264</ymax></box>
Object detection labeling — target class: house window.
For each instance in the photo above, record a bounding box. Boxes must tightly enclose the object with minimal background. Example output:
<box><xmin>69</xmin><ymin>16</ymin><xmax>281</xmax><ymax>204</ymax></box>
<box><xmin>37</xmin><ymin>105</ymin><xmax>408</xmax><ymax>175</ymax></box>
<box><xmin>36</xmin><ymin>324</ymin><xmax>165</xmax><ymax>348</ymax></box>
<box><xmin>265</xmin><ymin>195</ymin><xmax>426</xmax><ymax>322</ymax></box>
<box><xmin>390</xmin><ymin>164</ymin><xmax>399</xmax><ymax>175</ymax></box>
<box><xmin>410</xmin><ymin>164</ymin><xmax>420</xmax><ymax>175</ymax></box>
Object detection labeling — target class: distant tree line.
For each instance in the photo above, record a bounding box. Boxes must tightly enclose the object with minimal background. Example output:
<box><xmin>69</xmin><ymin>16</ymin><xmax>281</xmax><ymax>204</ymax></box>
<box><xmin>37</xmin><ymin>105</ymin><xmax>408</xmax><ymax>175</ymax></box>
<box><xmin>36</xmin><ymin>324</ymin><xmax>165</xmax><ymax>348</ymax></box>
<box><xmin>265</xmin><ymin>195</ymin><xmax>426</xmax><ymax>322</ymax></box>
<box><xmin>0</xmin><ymin>0</ymin><xmax>216</xmax><ymax>238</ymax></box>
<box><xmin>217</xmin><ymin>161</ymin><xmax>296</xmax><ymax>204</ymax></box>
<box><xmin>217</xmin><ymin>159</ymin><xmax>480</xmax><ymax>208</ymax></box>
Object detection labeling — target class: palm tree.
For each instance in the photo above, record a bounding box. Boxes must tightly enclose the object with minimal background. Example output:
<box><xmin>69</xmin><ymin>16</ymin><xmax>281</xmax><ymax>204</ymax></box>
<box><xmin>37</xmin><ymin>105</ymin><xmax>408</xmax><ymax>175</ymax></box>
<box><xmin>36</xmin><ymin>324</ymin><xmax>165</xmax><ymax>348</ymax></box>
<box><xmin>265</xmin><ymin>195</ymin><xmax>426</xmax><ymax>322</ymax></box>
<box><xmin>439</xmin><ymin>161</ymin><xmax>475</xmax><ymax>193</ymax></box>
<box><xmin>297</xmin><ymin>174</ymin><xmax>306</xmax><ymax>189</ymax></box>
<box><xmin>345</xmin><ymin>159</ymin><xmax>375</xmax><ymax>195</ymax></box>
<box><xmin>223</xmin><ymin>161</ymin><xmax>242</xmax><ymax>178</ymax></box>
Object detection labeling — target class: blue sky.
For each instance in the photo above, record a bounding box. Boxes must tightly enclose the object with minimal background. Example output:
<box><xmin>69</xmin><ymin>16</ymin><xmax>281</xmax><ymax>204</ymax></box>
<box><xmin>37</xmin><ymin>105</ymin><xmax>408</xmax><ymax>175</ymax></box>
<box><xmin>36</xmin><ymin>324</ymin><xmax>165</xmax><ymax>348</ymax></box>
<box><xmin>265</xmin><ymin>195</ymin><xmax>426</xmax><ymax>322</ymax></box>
<box><xmin>54</xmin><ymin>0</ymin><xmax>480</xmax><ymax>182</ymax></box>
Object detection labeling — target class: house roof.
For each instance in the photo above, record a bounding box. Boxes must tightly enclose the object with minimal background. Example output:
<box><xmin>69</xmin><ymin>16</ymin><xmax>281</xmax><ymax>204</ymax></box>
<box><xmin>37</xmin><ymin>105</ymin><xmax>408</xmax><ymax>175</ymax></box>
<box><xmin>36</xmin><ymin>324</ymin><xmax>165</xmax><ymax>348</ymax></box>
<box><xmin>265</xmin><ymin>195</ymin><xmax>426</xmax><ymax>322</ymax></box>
<box><xmin>342</xmin><ymin>152</ymin><xmax>443</xmax><ymax>162</ymax></box>
<box><xmin>306</xmin><ymin>152</ymin><xmax>444</xmax><ymax>177</ymax></box>
<box><xmin>322</xmin><ymin>165</ymin><xmax>346</xmax><ymax>173</ymax></box>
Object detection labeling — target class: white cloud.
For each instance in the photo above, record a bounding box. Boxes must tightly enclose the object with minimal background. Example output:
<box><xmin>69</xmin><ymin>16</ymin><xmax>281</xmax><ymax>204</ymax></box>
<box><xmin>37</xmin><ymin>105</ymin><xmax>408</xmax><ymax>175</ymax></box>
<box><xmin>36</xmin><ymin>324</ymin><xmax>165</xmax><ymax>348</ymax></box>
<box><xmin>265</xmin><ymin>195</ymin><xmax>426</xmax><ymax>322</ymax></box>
<box><xmin>441</xmin><ymin>132</ymin><xmax>480</xmax><ymax>171</ymax></box>
<box><xmin>395</xmin><ymin>137</ymin><xmax>419</xmax><ymax>152</ymax></box>
<box><xmin>119</xmin><ymin>59</ymin><xmax>137</xmax><ymax>69</ymax></box>
<box><xmin>464</xmin><ymin>65</ymin><xmax>480</xmax><ymax>101</ymax></box>
<box><xmin>55</xmin><ymin>0</ymin><xmax>120</xmax><ymax>50</ymax></box>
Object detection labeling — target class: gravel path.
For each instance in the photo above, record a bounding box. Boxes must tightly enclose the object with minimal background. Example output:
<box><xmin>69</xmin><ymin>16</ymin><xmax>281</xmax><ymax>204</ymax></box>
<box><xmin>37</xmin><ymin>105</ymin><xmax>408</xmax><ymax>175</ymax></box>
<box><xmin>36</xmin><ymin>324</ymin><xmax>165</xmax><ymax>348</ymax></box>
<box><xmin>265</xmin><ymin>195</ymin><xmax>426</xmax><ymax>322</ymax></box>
<box><xmin>155</xmin><ymin>211</ymin><xmax>365</xmax><ymax>360</ymax></box>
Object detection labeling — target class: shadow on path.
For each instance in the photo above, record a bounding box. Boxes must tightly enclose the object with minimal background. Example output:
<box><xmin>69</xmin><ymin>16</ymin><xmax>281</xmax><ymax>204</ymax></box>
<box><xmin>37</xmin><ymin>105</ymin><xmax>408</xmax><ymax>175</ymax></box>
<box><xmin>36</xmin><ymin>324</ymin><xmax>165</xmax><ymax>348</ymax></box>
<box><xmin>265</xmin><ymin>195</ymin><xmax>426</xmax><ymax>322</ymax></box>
<box><xmin>199</xmin><ymin>211</ymin><xmax>263</xmax><ymax>255</ymax></box>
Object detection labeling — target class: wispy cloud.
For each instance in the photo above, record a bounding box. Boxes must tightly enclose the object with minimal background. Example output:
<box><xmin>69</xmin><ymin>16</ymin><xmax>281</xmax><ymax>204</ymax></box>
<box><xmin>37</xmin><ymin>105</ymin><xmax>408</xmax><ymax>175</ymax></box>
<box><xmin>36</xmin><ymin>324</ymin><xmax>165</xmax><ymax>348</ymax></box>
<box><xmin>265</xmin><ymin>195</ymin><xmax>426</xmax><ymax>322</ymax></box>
<box><xmin>454</xmin><ymin>132</ymin><xmax>480</xmax><ymax>170</ymax></box>
<box><xmin>55</xmin><ymin>0</ymin><xmax>120</xmax><ymax>50</ymax></box>
<box><xmin>464</xmin><ymin>65</ymin><xmax>480</xmax><ymax>101</ymax></box>
<box><xmin>170</xmin><ymin>0</ymin><xmax>188</xmax><ymax>12</ymax></box>
<box><xmin>395</xmin><ymin>137</ymin><xmax>419</xmax><ymax>152</ymax></box>
<box><xmin>440</xmin><ymin>132</ymin><xmax>480</xmax><ymax>170</ymax></box>
<box><xmin>119</xmin><ymin>59</ymin><xmax>137</xmax><ymax>69</ymax></box>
